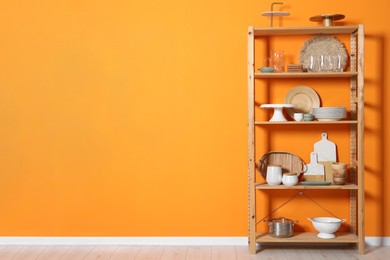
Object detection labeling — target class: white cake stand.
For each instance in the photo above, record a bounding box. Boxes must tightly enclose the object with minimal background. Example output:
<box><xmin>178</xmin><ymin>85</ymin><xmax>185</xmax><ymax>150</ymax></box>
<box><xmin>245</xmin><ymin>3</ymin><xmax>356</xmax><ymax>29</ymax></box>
<box><xmin>260</xmin><ymin>104</ymin><xmax>295</xmax><ymax>122</ymax></box>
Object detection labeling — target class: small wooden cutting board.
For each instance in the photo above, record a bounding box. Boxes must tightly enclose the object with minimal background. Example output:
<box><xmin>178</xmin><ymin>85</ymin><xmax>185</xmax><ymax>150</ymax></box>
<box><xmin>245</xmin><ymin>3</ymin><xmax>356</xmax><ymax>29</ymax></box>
<box><xmin>304</xmin><ymin>152</ymin><xmax>325</xmax><ymax>181</ymax></box>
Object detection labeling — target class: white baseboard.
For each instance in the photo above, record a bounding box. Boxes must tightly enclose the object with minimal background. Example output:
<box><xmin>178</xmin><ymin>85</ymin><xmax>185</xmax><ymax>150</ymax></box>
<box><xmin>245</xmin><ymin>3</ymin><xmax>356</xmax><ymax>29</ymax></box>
<box><xmin>0</xmin><ymin>236</ymin><xmax>389</xmax><ymax>246</ymax></box>
<box><xmin>365</xmin><ymin>237</ymin><xmax>390</xmax><ymax>247</ymax></box>
<box><xmin>0</xmin><ymin>237</ymin><xmax>248</xmax><ymax>245</ymax></box>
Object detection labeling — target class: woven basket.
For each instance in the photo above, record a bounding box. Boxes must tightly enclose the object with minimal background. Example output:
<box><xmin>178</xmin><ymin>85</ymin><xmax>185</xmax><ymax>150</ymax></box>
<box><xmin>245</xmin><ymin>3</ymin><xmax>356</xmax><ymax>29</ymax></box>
<box><xmin>258</xmin><ymin>151</ymin><xmax>306</xmax><ymax>181</ymax></box>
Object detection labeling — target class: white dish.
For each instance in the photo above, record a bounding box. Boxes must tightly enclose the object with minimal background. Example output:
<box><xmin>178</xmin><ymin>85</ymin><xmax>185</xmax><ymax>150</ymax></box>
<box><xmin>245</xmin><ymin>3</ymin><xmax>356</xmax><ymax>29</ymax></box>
<box><xmin>284</xmin><ymin>86</ymin><xmax>320</xmax><ymax>119</ymax></box>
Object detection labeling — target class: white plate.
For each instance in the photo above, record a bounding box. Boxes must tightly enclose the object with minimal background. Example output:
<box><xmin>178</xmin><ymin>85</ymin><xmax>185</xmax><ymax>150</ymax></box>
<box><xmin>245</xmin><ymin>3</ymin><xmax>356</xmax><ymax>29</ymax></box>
<box><xmin>284</xmin><ymin>86</ymin><xmax>320</xmax><ymax>119</ymax></box>
<box><xmin>312</xmin><ymin>107</ymin><xmax>346</xmax><ymax>120</ymax></box>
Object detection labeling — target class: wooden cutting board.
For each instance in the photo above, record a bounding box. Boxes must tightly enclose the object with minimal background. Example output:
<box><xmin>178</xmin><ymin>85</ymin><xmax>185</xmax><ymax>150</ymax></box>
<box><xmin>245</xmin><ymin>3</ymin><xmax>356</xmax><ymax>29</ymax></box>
<box><xmin>304</xmin><ymin>152</ymin><xmax>325</xmax><ymax>181</ymax></box>
<box><xmin>314</xmin><ymin>132</ymin><xmax>337</xmax><ymax>162</ymax></box>
<box><xmin>319</xmin><ymin>161</ymin><xmax>334</xmax><ymax>182</ymax></box>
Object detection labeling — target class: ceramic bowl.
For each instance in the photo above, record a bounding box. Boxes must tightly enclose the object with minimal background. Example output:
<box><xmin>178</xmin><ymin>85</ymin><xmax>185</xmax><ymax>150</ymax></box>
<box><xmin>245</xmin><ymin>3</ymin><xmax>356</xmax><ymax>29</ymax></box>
<box><xmin>303</xmin><ymin>113</ymin><xmax>314</xmax><ymax>119</ymax></box>
<box><xmin>333</xmin><ymin>177</ymin><xmax>346</xmax><ymax>185</ymax></box>
<box><xmin>332</xmin><ymin>162</ymin><xmax>347</xmax><ymax>169</ymax></box>
<box><xmin>259</xmin><ymin>67</ymin><xmax>275</xmax><ymax>73</ymax></box>
<box><xmin>303</xmin><ymin>114</ymin><xmax>314</xmax><ymax>121</ymax></box>
<box><xmin>282</xmin><ymin>173</ymin><xmax>299</xmax><ymax>186</ymax></box>
<box><xmin>307</xmin><ymin>217</ymin><xmax>345</xmax><ymax>239</ymax></box>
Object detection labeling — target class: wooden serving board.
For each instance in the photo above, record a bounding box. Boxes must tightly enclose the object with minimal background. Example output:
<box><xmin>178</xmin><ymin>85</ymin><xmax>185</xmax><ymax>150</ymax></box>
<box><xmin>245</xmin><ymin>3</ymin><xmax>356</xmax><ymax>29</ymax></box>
<box><xmin>314</xmin><ymin>132</ymin><xmax>336</xmax><ymax>162</ymax></box>
<box><xmin>303</xmin><ymin>152</ymin><xmax>325</xmax><ymax>181</ymax></box>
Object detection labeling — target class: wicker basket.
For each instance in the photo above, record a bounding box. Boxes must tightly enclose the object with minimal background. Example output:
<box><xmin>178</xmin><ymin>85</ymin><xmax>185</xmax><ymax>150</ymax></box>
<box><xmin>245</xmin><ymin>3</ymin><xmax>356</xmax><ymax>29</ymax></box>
<box><xmin>258</xmin><ymin>151</ymin><xmax>306</xmax><ymax>181</ymax></box>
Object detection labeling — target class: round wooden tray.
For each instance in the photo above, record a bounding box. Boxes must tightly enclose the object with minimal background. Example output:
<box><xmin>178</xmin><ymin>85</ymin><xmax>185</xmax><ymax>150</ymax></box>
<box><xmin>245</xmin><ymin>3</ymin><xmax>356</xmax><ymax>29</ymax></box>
<box><xmin>258</xmin><ymin>151</ymin><xmax>306</xmax><ymax>181</ymax></box>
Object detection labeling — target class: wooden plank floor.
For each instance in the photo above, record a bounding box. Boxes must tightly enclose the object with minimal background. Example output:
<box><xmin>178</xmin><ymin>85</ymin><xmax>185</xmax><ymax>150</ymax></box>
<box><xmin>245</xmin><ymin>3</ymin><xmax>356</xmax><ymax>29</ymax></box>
<box><xmin>0</xmin><ymin>245</ymin><xmax>389</xmax><ymax>259</ymax></box>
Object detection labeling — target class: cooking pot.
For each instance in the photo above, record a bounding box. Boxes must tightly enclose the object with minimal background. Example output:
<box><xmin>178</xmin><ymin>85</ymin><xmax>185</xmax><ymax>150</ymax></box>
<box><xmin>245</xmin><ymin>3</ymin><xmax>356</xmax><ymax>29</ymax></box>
<box><xmin>267</xmin><ymin>217</ymin><xmax>295</xmax><ymax>238</ymax></box>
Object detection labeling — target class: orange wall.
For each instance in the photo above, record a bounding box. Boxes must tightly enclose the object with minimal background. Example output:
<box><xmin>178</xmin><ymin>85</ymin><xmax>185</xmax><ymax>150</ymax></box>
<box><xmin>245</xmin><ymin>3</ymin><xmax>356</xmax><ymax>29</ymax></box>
<box><xmin>0</xmin><ymin>0</ymin><xmax>388</xmax><ymax>237</ymax></box>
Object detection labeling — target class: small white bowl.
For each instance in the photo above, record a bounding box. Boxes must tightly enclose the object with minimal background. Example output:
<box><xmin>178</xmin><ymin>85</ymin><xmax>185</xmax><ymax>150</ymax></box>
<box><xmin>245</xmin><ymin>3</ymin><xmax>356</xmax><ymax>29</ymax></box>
<box><xmin>307</xmin><ymin>217</ymin><xmax>345</xmax><ymax>239</ymax></box>
<box><xmin>282</xmin><ymin>173</ymin><xmax>298</xmax><ymax>186</ymax></box>
<box><xmin>293</xmin><ymin>113</ymin><xmax>304</xmax><ymax>121</ymax></box>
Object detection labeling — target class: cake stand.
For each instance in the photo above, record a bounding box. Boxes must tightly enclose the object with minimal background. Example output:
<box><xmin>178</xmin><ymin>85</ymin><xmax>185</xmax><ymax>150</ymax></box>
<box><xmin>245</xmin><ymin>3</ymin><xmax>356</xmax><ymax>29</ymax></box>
<box><xmin>260</xmin><ymin>104</ymin><xmax>295</xmax><ymax>122</ymax></box>
<box><xmin>309</xmin><ymin>14</ymin><xmax>345</xmax><ymax>27</ymax></box>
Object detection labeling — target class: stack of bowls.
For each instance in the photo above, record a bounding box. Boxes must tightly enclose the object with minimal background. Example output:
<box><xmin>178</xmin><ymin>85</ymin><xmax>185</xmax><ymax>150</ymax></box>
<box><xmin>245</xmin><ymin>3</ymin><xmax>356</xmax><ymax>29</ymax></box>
<box><xmin>312</xmin><ymin>107</ymin><xmax>346</xmax><ymax>121</ymax></box>
<box><xmin>332</xmin><ymin>162</ymin><xmax>347</xmax><ymax>185</ymax></box>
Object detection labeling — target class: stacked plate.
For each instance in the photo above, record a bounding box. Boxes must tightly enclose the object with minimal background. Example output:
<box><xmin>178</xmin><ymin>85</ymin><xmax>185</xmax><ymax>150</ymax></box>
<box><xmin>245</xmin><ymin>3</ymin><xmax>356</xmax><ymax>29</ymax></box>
<box><xmin>312</xmin><ymin>107</ymin><xmax>347</xmax><ymax>121</ymax></box>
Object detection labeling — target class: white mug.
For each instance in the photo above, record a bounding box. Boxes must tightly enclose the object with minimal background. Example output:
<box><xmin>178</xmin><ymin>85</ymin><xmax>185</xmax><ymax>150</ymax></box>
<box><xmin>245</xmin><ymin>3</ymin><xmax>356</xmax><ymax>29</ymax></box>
<box><xmin>293</xmin><ymin>113</ymin><xmax>304</xmax><ymax>121</ymax></box>
<box><xmin>266</xmin><ymin>165</ymin><xmax>282</xmax><ymax>185</ymax></box>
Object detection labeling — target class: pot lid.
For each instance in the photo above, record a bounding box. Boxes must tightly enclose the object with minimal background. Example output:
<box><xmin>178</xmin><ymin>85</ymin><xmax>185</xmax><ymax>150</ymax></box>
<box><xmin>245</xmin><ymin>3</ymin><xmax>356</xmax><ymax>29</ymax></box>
<box><xmin>269</xmin><ymin>217</ymin><xmax>293</xmax><ymax>223</ymax></box>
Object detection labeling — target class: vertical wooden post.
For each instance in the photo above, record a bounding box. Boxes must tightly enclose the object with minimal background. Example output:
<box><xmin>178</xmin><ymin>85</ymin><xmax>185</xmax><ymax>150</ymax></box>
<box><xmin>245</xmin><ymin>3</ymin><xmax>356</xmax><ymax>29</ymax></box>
<box><xmin>247</xmin><ymin>26</ymin><xmax>257</xmax><ymax>254</ymax></box>
<box><xmin>357</xmin><ymin>24</ymin><xmax>365</xmax><ymax>255</ymax></box>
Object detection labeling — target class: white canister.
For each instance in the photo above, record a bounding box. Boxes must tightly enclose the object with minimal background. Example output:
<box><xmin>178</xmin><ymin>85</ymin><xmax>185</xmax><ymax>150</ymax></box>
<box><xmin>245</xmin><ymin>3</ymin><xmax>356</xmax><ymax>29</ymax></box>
<box><xmin>266</xmin><ymin>164</ymin><xmax>282</xmax><ymax>185</ymax></box>
<box><xmin>282</xmin><ymin>173</ymin><xmax>299</xmax><ymax>186</ymax></box>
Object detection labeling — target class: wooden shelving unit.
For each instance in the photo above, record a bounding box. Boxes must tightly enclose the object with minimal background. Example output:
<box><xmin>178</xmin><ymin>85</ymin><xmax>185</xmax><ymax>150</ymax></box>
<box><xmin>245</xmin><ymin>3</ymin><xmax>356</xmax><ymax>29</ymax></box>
<box><xmin>247</xmin><ymin>25</ymin><xmax>365</xmax><ymax>254</ymax></box>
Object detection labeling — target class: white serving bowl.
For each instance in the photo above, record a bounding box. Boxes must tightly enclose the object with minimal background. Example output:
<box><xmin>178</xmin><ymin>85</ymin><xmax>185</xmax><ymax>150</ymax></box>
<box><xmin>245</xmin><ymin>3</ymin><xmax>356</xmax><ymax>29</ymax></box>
<box><xmin>282</xmin><ymin>173</ymin><xmax>299</xmax><ymax>186</ymax></box>
<box><xmin>307</xmin><ymin>217</ymin><xmax>345</xmax><ymax>239</ymax></box>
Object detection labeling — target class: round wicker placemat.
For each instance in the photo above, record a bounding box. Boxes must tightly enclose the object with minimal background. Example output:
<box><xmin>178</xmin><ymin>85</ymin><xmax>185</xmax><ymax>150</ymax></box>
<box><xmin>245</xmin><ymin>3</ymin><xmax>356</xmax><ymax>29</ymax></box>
<box><xmin>299</xmin><ymin>35</ymin><xmax>348</xmax><ymax>71</ymax></box>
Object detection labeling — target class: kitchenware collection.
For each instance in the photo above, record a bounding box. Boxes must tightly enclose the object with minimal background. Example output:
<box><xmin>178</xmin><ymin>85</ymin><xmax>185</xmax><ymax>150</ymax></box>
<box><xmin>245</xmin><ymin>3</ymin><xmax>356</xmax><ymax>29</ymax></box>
<box><xmin>257</xmin><ymin>133</ymin><xmax>348</xmax><ymax>239</ymax></box>
<box><xmin>261</xmin><ymin>85</ymin><xmax>347</xmax><ymax>122</ymax></box>
<box><xmin>258</xmin><ymin>32</ymin><xmax>347</xmax><ymax>74</ymax></box>
<box><xmin>262</xmin><ymin>216</ymin><xmax>345</xmax><ymax>239</ymax></box>
<box><xmin>259</xmin><ymin>133</ymin><xmax>347</xmax><ymax>185</ymax></box>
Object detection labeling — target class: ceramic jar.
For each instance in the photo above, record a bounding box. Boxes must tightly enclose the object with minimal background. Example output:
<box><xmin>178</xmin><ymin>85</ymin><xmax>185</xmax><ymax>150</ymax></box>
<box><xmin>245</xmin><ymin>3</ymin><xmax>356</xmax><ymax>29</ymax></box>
<box><xmin>266</xmin><ymin>165</ymin><xmax>282</xmax><ymax>185</ymax></box>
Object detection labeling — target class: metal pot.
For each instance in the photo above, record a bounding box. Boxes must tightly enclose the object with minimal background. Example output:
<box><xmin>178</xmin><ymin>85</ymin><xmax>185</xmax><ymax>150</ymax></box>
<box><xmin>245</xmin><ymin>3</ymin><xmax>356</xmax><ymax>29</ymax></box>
<box><xmin>267</xmin><ymin>217</ymin><xmax>295</xmax><ymax>238</ymax></box>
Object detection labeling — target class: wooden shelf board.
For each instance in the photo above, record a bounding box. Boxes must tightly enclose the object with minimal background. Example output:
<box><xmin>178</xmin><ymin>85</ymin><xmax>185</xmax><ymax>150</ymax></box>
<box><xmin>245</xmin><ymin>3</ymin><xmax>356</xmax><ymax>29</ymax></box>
<box><xmin>253</xmin><ymin>26</ymin><xmax>359</xmax><ymax>36</ymax></box>
<box><xmin>255</xmin><ymin>120</ymin><xmax>358</xmax><ymax>125</ymax></box>
<box><xmin>255</xmin><ymin>183</ymin><xmax>358</xmax><ymax>190</ymax></box>
<box><xmin>256</xmin><ymin>232</ymin><xmax>358</xmax><ymax>243</ymax></box>
<box><xmin>254</xmin><ymin>72</ymin><xmax>358</xmax><ymax>78</ymax></box>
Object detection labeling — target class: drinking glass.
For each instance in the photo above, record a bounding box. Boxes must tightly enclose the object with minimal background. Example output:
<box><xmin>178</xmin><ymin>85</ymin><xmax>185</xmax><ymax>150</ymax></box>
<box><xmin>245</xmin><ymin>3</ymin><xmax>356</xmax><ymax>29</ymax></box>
<box><xmin>323</xmin><ymin>55</ymin><xmax>333</xmax><ymax>72</ymax></box>
<box><xmin>307</xmin><ymin>55</ymin><xmax>317</xmax><ymax>72</ymax></box>
<box><xmin>333</xmin><ymin>54</ymin><xmax>343</xmax><ymax>72</ymax></box>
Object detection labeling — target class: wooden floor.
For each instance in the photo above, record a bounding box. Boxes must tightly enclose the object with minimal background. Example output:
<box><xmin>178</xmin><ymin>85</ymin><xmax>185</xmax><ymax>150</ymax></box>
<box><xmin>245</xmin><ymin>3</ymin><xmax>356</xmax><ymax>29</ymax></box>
<box><xmin>0</xmin><ymin>245</ymin><xmax>389</xmax><ymax>259</ymax></box>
